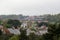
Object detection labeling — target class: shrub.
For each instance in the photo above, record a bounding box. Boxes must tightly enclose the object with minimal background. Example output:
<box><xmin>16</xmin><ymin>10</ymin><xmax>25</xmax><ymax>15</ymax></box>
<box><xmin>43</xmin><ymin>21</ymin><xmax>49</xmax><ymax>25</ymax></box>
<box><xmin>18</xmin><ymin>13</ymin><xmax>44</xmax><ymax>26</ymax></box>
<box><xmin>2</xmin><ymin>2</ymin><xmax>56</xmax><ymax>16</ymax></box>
<box><xmin>9</xmin><ymin>35</ymin><xmax>19</xmax><ymax>40</ymax></box>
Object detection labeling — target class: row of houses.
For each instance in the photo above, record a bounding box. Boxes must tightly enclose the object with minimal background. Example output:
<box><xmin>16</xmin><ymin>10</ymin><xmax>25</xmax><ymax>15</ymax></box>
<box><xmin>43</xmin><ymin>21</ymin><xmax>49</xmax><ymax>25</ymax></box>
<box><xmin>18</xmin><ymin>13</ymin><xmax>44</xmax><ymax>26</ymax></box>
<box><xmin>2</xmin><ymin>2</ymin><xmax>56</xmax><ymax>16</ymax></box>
<box><xmin>0</xmin><ymin>25</ymin><xmax>20</xmax><ymax>35</ymax></box>
<box><xmin>0</xmin><ymin>20</ymin><xmax>48</xmax><ymax>35</ymax></box>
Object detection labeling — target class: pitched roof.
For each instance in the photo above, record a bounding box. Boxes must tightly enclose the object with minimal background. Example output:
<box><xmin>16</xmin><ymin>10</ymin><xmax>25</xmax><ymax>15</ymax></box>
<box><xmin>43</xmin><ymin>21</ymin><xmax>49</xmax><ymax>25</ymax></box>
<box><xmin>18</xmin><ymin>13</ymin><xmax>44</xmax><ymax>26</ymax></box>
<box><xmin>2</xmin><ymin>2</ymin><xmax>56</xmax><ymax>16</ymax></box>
<box><xmin>8</xmin><ymin>28</ymin><xmax>20</xmax><ymax>35</ymax></box>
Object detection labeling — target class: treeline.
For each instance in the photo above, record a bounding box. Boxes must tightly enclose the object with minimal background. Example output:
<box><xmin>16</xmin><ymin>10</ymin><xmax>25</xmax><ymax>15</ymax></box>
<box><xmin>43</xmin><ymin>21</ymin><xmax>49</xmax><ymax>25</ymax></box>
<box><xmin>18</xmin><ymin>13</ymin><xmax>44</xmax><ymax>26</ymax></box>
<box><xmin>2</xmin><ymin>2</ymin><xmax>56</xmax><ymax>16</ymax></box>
<box><xmin>44</xmin><ymin>13</ymin><xmax>60</xmax><ymax>22</ymax></box>
<box><xmin>0</xmin><ymin>13</ymin><xmax>60</xmax><ymax>22</ymax></box>
<box><xmin>0</xmin><ymin>14</ymin><xmax>28</xmax><ymax>20</ymax></box>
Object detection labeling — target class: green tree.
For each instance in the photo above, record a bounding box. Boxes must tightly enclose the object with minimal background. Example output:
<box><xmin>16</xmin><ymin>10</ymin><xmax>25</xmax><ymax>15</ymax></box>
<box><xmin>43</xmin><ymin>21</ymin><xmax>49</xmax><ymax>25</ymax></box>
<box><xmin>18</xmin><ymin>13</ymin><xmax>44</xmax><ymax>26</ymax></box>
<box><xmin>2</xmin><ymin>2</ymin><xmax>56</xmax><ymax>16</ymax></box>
<box><xmin>9</xmin><ymin>35</ymin><xmax>19</xmax><ymax>40</ymax></box>
<box><xmin>19</xmin><ymin>29</ymin><xmax>28</xmax><ymax>40</ymax></box>
<box><xmin>0</xmin><ymin>30</ymin><xmax>2</xmax><ymax>35</ymax></box>
<box><xmin>37</xmin><ymin>22</ymin><xmax>48</xmax><ymax>27</ymax></box>
<box><xmin>7</xmin><ymin>19</ymin><xmax>21</xmax><ymax>28</ymax></box>
<box><xmin>0</xmin><ymin>20</ymin><xmax>3</xmax><ymax>25</ymax></box>
<box><xmin>42</xmin><ymin>33</ymin><xmax>53</xmax><ymax>40</ymax></box>
<box><xmin>29</xmin><ymin>33</ymin><xmax>39</xmax><ymax>40</ymax></box>
<box><xmin>47</xmin><ymin>23</ymin><xmax>60</xmax><ymax>40</ymax></box>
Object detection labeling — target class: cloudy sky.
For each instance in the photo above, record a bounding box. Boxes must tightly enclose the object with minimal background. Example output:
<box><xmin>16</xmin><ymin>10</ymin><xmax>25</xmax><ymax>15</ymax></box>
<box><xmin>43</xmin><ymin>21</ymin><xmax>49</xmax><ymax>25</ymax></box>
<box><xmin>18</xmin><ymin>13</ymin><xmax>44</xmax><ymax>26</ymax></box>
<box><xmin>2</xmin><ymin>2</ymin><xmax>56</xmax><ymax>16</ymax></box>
<box><xmin>0</xmin><ymin>0</ymin><xmax>60</xmax><ymax>16</ymax></box>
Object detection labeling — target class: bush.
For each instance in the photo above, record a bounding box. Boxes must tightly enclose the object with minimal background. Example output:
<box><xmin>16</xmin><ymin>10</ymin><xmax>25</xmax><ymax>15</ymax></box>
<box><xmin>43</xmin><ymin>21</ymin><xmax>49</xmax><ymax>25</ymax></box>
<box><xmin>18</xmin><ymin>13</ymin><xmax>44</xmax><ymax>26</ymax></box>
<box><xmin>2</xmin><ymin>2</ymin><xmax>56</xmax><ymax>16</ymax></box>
<box><xmin>9</xmin><ymin>35</ymin><xmax>19</xmax><ymax>40</ymax></box>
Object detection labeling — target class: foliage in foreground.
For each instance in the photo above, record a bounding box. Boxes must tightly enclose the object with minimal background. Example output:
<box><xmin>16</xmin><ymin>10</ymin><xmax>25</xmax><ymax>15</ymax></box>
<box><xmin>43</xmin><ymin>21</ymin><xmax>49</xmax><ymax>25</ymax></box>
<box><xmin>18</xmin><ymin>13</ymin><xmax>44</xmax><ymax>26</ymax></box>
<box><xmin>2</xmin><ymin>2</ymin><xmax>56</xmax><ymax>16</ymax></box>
<box><xmin>9</xmin><ymin>35</ymin><xmax>19</xmax><ymax>40</ymax></box>
<box><xmin>0</xmin><ymin>23</ymin><xmax>60</xmax><ymax>40</ymax></box>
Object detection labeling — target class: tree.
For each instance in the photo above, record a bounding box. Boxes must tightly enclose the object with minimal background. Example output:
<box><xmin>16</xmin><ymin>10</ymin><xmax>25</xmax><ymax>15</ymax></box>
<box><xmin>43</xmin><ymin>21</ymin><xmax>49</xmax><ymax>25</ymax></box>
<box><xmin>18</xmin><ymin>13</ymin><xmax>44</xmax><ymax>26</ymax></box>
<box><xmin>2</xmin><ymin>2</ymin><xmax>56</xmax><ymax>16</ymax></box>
<box><xmin>37</xmin><ymin>22</ymin><xmax>48</xmax><ymax>27</ymax></box>
<box><xmin>42</xmin><ymin>33</ymin><xmax>53</xmax><ymax>40</ymax></box>
<box><xmin>0</xmin><ymin>20</ymin><xmax>3</xmax><ymax>25</ymax></box>
<box><xmin>47</xmin><ymin>23</ymin><xmax>60</xmax><ymax>40</ymax></box>
<box><xmin>7</xmin><ymin>19</ymin><xmax>21</xmax><ymax>28</ymax></box>
<box><xmin>0</xmin><ymin>30</ymin><xmax>2</xmax><ymax>35</ymax></box>
<box><xmin>19</xmin><ymin>29</ymin><xmax>28</xmax><ymax>40</ymax></box>
<box><xmin>9</xmin><ymin>35</ymin><xmax>19</xmax><ymax>40</ymax></box>
<box><xmin>28</xmin><ymin>33</ymin><xmax>39</xmax><ymax>40</ymax></box>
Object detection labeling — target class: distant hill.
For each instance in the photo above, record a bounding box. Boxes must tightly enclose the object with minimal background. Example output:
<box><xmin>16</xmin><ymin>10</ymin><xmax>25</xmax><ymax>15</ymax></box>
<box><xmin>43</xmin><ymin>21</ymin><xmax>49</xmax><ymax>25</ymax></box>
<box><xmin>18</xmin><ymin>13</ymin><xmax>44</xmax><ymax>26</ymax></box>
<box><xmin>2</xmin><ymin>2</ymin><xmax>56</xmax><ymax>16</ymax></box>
<box><xmin>0</xmin><ymin>15</ymin><xmax>45</xmax><ymax>21</ymax></box>
<box><xmin>0</xmin><ymin>15</ymin><xmax>28</xmax><ymax>20</ymax></box>
<box><xmin>0</xmin><ymin>14</ymin><xmax>60</xmax><ymax>22</ymax></box>
<box><xmin>43</xmin><ymin>14</ymin><xmax>60</xmax><ymax>22</ymax></box>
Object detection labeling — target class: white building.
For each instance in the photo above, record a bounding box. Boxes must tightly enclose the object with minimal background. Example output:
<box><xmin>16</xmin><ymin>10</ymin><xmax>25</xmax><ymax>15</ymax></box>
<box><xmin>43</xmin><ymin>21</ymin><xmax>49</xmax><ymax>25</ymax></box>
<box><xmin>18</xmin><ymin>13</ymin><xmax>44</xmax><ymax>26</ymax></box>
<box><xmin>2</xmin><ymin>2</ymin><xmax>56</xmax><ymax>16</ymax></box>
<box><xmin>8</xmin><ymin>28</ymin><xmax>20</xmax><ymax>35</ymax></box>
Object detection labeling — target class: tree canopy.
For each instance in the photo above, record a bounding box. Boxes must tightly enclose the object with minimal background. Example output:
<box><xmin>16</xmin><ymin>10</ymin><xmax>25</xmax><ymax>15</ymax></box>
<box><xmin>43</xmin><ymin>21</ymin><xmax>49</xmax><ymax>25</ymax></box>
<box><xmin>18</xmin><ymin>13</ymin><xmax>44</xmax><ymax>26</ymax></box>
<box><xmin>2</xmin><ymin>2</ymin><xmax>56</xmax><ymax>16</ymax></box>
<box><xmin>7</xmin><ymin>19</ymin><xmax>21</xmax><ymax>28</ymax></box>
